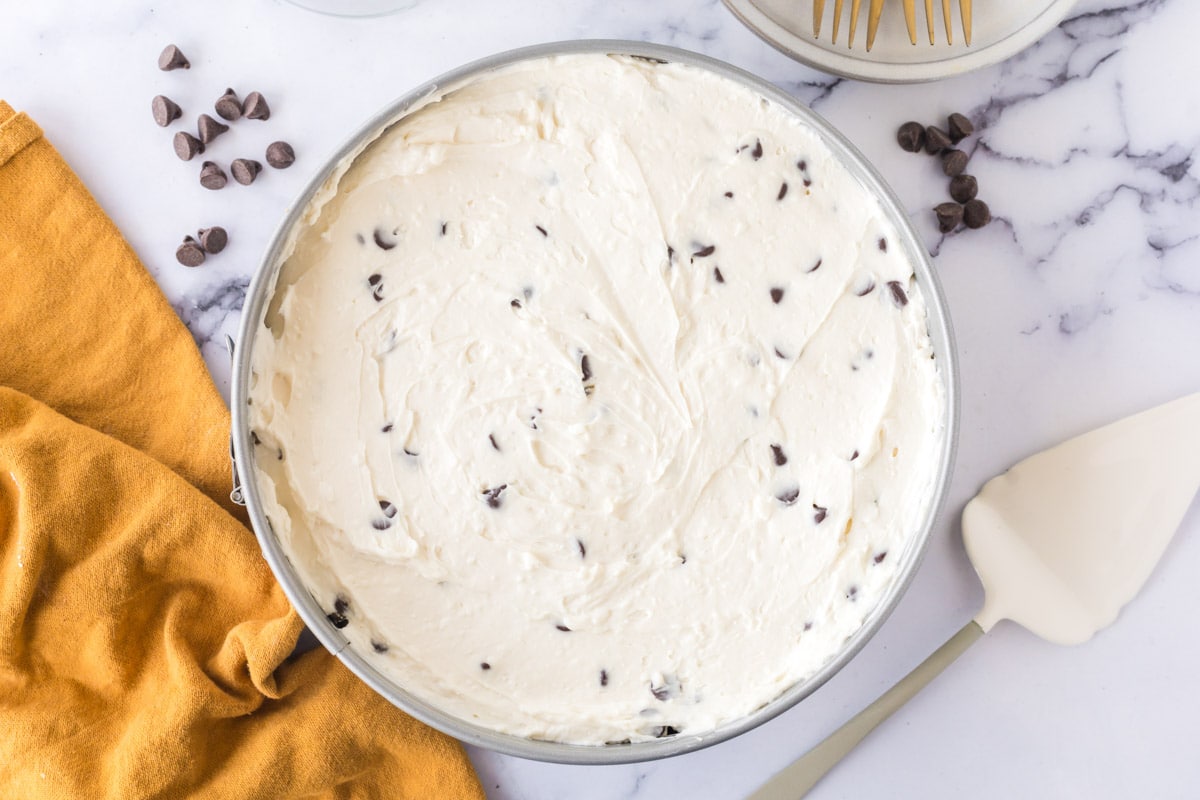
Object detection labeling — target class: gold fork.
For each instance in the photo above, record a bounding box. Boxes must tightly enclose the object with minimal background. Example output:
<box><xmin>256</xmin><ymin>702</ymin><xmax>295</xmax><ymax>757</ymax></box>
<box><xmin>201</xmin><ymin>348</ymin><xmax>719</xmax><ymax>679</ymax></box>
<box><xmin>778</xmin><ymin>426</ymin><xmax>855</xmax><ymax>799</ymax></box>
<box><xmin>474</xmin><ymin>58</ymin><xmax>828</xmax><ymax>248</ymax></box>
<box><xmin>813</xmin><ymin>0</ymin><xmax>972</xmax><ymax>49</ymax></box>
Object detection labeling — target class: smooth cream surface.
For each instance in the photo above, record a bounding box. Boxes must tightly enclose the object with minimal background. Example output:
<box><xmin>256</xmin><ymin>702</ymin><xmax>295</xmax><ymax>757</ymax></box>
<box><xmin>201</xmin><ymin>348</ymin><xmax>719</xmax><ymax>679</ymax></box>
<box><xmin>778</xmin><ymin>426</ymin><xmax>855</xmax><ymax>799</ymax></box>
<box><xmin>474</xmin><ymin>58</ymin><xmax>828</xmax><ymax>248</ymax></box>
<box><xmin>249</xmin><ymin>54</ymin><xmax>945</xmax><ymax>745</ymax></box>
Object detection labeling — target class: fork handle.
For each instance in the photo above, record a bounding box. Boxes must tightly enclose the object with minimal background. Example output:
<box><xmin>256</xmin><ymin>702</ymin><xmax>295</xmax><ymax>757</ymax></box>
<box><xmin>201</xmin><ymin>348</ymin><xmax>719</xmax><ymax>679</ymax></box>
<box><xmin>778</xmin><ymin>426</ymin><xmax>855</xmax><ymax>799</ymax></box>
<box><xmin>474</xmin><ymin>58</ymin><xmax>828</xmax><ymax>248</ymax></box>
<box><xmin>748</xmin><ymin>620</ymin><xmax>985</xmax><ymax>800</ymax></box>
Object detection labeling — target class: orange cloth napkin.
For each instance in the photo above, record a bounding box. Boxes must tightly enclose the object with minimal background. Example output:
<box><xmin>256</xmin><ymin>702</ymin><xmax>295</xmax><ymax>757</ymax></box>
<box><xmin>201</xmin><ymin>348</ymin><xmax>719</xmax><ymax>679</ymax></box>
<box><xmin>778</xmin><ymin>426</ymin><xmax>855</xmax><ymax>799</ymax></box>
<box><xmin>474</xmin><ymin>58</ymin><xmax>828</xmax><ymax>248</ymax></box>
<box><xmin>0</xmin><ymin>100</ymin><xmax>486</xmax><ymax>799</ymax></box>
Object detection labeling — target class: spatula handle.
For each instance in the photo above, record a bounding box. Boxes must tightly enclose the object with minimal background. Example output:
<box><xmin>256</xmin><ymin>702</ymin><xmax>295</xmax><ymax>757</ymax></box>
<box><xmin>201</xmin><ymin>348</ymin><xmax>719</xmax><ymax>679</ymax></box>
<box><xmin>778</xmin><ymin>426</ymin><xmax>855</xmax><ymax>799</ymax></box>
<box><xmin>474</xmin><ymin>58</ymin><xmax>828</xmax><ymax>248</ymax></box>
<box><xmin>748</xmin><ymin>620</ymin><xmax>985</xmax><ymax>800</ymax></box>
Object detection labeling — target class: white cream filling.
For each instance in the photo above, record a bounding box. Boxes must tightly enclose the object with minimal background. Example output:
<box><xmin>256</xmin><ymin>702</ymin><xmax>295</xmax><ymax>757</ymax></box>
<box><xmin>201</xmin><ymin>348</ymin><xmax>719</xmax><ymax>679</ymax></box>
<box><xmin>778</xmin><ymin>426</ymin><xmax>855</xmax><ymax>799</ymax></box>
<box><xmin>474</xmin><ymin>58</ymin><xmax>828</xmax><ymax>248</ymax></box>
<box><xmin>249</xmin><ymin>53</ymin><xmax>945</xmax><ymax>745</ymax></box>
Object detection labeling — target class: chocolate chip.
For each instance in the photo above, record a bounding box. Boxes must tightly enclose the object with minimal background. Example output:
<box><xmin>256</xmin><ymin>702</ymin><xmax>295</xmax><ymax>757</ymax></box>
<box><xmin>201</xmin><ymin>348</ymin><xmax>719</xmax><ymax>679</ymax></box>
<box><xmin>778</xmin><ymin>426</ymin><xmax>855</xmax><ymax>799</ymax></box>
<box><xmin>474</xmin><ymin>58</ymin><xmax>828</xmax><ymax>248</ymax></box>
<box><xmin>806</xmin><ymin>259</ymin><xmax>822</xmax><ymax>274</ymax></box>
<box><xmin>482</xmin><ymin>485</ymin><xmax>507</xmax><ymax>509</ymax></box>
<box><xmin>769</xmin><ymin>287</ymin><xmax>784</xmax><ymax>304</ymax></box>
<box><xmin>925</xmin><ymin>125</ymin><xmax>952</xmax><ymax>155</ymax></box>
<box><xmin>878</xmin><ymin>237</ymin><xmax>888</xmax><ymax>252</ymax></box>
<box><xmin>334</xmin><ymin>595</ymin><xmax>350</xmax><ymax>615</ymax></box>
<box><xmin>214</xmin><ymin>88</ymin><xmax>242</xmax><ymax>121</ymax></box>
<box><xmin>887</xmin><ymin>280</ymin><xmax>909</xmax><ymax>308</ymax></box>
<box><xmin>198</xmin><ymin>226</ymin><xmax>228</xmax><ymax>254</ymax></box>
<box><xmin>356</xmin><ymin>233</ymin><xmax>365</xmax><ymax>245</ymax></box>
<box><xmin>379</xmin><ymin>500</ymin><xmax>397</xmax><ymax>518</ymax></box>
<box><xmin>373</xmin><ymin>228</ymin><xmax>396</xmax><ymax>251</ymax></box>
<box><xmin>963</xmin><ymin>198</ymin><xmax>991</xmax><ymax>229</ymax></box>
<box><xmin>151</xmin><ymin>95</ymin><xmax>181</xmax><ymax>127</ymax></box>
<box><xmin>896</xmin><ymin>121</ymin><xmax>925</xmax><ymax>152</ymax></box>
<box><xmin>580</xmin><ymin>353</ymin><xmax>592</xmax><ymax>382</ymax></box>
<box><xmin>724</xmin><ymin>191</ymin><xmax>733</xmax><ymax>199</ymax></box>
<box><xmin>600</xmin><ymin>669</ymin><xmax>608</xmax><ymax>687</ymax></box>
<box><xmin>576</xmin><ymin>539</ymin><xmax>586</xmax><ymax>558</ymax></box>
<box><xmin>231</xmin><ymin>158</ymin><xmax>263</xmax><ymax>186</ymax></box>
<box><xmin>371</xmin><ymin>640</ymin><xmax>389</xmax><ymax>653</ymax></box>
<box><xmin>692</xmin><ymin>244</ymin><xmax>715</xmax><ymax>258</ymax></box>
<box><xmin>197</xmin><ymin>113</ymin><xmax>229</xmax><ymax>144</ymax></box>
<box><xmin>942</xmin><ymin>149</ymin><xmax>968</xmax><ymax>177</ymax></box>
<box><xmin>777</xmin><ymin>182</ymin><xmax>788</xmax><ymax>201</ymax></box>
<box><xmin>750</xmin><ymin>139</ymin><xmax>763</xmax><ymax>160</ymax></box>
<box><xmin>770</xmin><ymin>444</ymin><xmax>787</xmax><ymax>466</ymax></box>
<box><xmin>265</xmin><ymin>140</ymin><xmax>295</xmax><ymax>169</ymax></box>
<box><xmin>250</xmin><ymin>430</ymin><xmax>261</xmax><ymax>445</ymax></box>
<box><xmin>488</xmin><ymin>433</ymin><xmax>501</xmax><ymax>451</ymax></box>
<box><xmin>797</xmin><ymin>159</ymin><xmax>813</xmax><ymax>187</ymax></box>
<box><xmin>510</xmin><ymin>299</ymin><xmax>522</xmax><ymax>309</ymax></box>
<box><xmin>850</xmin><ymin>450</ymin><xmax>860</xmax><ymax>460</ymax></box>
<box><xmin>371</xmin><ymin>518</ymin><xmax>392</xmax><ymax>531</ymax></box>
<box><xmin>157</xmin><ymin>44</ymin><xmax>190</xmax><ymax>71</ymax></box>
<box><xmin>243</xmin><ymin>91</ymin><xmax>271</xmax><ymax>121</ymax></box>
<box><xmin>949</xmin><ymin>174</ymin><xmax>978</xmax><ymax>203</ymax></box>
<box><xmin>713</xmin><ymin>267</ymin><xmax>725</xmax><ymax>283</ymax></box>
<box><xmin>555</xmin><ymin>624</ymin><xmax>571</xmax><ymax>632</ymax></box>
<box><xmin>873</xmin><ymin>551</ymin><xmax>888</xmax><ymax>564</ymax></box>
<box><xmin>175</xmin><ymin>240</ymin><xmax>205</xmax><ymax>267</ymax></box>
<box><xmin>654</xmin><ymin>726</ymin><xmax>681</xmax><ymax>738</ymax></box>
<box><xmin>173</xmin><ymin>131</ymin><xmax>204</xmax><ymax>161</ymax></box>
<box><xmin>382</xmin><ymin>423</ymin><xmax>393</xmax><ymax>432</ymax></box>
<box><xmin>199</xmin><ymin>161</ymin><xmax>227</xmax><ymax>190</ymax></box>
<box><xmin>535</xmin><ymin>224</ymin><xmax>548</xmax><ymax>237</ymax></box>
<box><xmin>777</xmin><ymin>486</ymin><xmax>800</xmax><ymax>506</ymax></box>
<box><xmin>813</xmin><ymin>504</ymin><xmax>828</xmax><ymax>524</ymax></box>
<box><xmin>326</xmin><ymin>611</ymin><xmax>349</xmax><ymax>629</ymax></box>
<box><xmin>667</xmin><ymin>245</ymin><xmax>675</xmax><ymax>262</ymax></box>
<box><xmin>847</xmin><ymin>585</ymin><xmax>859</xmax><ymax>601</ymax></box>
<box><xmin>947</xmin><ymin>112</ymin><xmax>974</xmax><ymax>143</ymax></box>
<box><xmin>403</xmin><ymin>448</ymin><xmax>418</xmax><ymax>457</ymax></box>
<box><xmin>934</xmin><ymin>202</ymin><xmax>963</xmax><ymax>233</ymax></box>
<box><xmin>480</xmin><ymin>662</ymin><xmax>491</xmax><ymax>670</ymax></box>
<box><xmin>854</xmin><ymin>279</ymin><xmax>875</xmax><ymax>297</ymax></box>
<box><xmin>774</xmin><ymin>347</ymin><xmax>788</xmax><ymax>360</ymax></box>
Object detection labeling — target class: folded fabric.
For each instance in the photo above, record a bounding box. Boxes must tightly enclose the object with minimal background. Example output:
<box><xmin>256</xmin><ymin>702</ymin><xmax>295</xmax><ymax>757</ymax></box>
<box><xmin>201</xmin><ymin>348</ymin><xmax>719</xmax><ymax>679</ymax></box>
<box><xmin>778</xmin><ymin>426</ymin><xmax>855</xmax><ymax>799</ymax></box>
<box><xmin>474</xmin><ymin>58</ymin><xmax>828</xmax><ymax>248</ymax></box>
<box><xmin>0</xmin><ymin>100</ymin><xmax>485</xmax><ymax>799</ymax></box>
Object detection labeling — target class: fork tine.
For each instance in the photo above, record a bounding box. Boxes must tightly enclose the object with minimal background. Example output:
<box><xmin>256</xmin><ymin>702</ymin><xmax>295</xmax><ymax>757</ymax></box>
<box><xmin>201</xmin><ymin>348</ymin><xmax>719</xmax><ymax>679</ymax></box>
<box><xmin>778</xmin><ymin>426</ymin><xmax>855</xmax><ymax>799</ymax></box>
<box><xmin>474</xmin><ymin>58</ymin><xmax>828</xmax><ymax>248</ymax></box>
<box><xmin>866</xmin><ymin>0</ymin><xmax>886</xmax><ymax>50</ymax></box>
<box><xmin>961</xmin><ymin>0</ymin><xmax>972</xmax><ymax>45</ymax></box>
<box><xmin>848</xmin><ymin>0</ymin><xmax>862</xmax><ymax>48</ymax></box>
<box><xmin>832</xmin><ymin>0</ymin><xmax>844</xmax><ymax>44</ymax></box>
<box><xmin>813</xmin><ymin>0</ymin><xmax>826</xmax><ymax>37</ymax></box>
<box><xmin>925</xmin><ymin>0</ymin><xmax>935</xmax><ymax>44</ymax></box>
<box><xmin>941</xmin><ymin>0</ymin><xmax>953</xmax><ymax>45</ymax></box>
<box><xmin>902</xmin><ymin>0</ymin><xmax>917</xmax><ymax>44</ymax></box>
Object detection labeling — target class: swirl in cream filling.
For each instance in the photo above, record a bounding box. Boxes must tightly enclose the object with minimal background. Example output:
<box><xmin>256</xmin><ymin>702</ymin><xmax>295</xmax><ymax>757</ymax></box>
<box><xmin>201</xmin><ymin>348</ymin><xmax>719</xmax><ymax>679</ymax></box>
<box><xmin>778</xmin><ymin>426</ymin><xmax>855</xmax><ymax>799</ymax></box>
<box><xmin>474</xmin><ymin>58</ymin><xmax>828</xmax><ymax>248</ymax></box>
<box><xmin>249</xmin><ymin>53</ymin><xmax>945</xmax><ymax>745</ymax></box>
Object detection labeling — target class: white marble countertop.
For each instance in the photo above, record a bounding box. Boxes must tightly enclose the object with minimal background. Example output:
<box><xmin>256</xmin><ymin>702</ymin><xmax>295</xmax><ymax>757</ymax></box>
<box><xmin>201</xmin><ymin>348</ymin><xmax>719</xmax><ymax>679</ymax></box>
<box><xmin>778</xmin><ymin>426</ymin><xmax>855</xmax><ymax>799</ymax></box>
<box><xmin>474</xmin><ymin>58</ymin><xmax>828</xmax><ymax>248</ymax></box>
<box><xmin>5</xmin><ymin>1</ymin><xmax>1199</xmax><ymax>797</ymax></box>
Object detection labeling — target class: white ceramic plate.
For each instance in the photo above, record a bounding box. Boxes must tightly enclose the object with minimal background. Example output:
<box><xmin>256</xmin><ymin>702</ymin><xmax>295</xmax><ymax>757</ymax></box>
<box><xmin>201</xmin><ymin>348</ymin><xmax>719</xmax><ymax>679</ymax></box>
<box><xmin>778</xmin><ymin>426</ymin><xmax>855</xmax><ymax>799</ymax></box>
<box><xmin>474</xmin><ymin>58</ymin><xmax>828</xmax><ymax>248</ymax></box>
<box><xmin>723</xmin><ymin>0</ymin><xmax>1080</xmax><ymax>83</ymax></box>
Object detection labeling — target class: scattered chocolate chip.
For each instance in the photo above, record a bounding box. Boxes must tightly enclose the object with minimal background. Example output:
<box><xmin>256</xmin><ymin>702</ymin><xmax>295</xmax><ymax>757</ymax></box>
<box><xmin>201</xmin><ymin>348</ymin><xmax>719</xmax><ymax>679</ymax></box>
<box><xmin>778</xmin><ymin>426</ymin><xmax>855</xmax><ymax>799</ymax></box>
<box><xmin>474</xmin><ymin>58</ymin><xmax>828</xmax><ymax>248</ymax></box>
<box><xmin>157</xmin><ymin>44</ymin><xmax>190</xmax><ymax>71</ymax></box>
<box><xmin>654</xmin><ymin>726</ymin><xmax>681</xmax><ymax>738</ymax></box>
<box><xmin>151</xmin><ymin>95</ymin><xmax>182</xmax><ymax>127</ymax></box>
<box><xmin>874</xmin><ymin>551</ymin><xmax>888</xmax><ymax>564</ymax></box>
<box><xmin>777</xmin><ymin>182</ymin><xmax>788</xmax><ymax>201</ymax></box>
<box><xmin>774</xmin><ymin>347</ymin><xmax>788</xmax><ymax>360</ymax></box>
<box><xmin>175</xmin><ymin>239</ymin><xmax>205</xmax><ymax>267</ymax></box>
<box><xmin>942</xmin><ymin>149</ymin><xmax>968</xmax><ymax>177</ymax></box>
<box><xmin>488</xmin><ymin>433</ymin><xmax>501</xmax><ymax>452</ymax></box>
<box><xmin>403</xmin><ymin>448</ymin><xmax>418</xmax><ymax>457</ymax></box>
<box><xmin>724</xmin><ymin>191</ymin><xmax>733</xmax><ymax>199</ymax></box>
<box><xmin>769</xmin><ymin>287</ymin><xmax>784</xmax><ymax>304</ymax></box>
<box><xmin>371</xmin><ymin>640</ymin><xmax>389</xmax><ymax>653</ymax></box>
<box><xmin>214</xmin><ymin>88</ymin><xmax>242</xmax><ymax>121</ymax></box>
<box><xmin>803</xmin><ymin>621</ymin><xmax>814</xmax><ymax>631</ymax></box>
<box><xmin>850</xmin><ymin>450</ymin><xmax>860</xmax><ymax>460</ymax></box>
<box><xmin>277</xmin><ymin>448</ymin><xmax>284</xmax><ymax>461</ymax></box>
<box><xmin>243</xmin><ymin>91</ymin><xmax>271</xmax><ymax>121</ymax></box>
<box><xmin>382</xmin><ymin>423</ymin><xmax>393</xmax><ymax>433</ymax></box>
<box><xmin>887</xmin><ymin>280</ymin><xmax>909</xmax><ymax>308</ymax></box>
<box><xmin>577</xmin><ymin>539</ymin><xmax>586</xmax><ymax>558</ymax></box>
<box><xmin>555</xmin><ymin>624</ymin><xmax>571</xmax><ymax>632</ymax></box>
<box><xmin>326</xmin><ymin>611</ymin><xmax>349</xmax><ymax>629</ymax></box>
<box><xmin>510</xmin><ymin>299</ymin><xmax>522</xmax><ymax>309</ymax></box>
<box><xmin>333</xmin><ymin>595</ymin><xmax>350</xmax><ymax>615</ymax></box>
<box><xmin>371</xmin><ymin>518</ymin><xmax>392</xmax><ymax>531</ymax></box>
<box><xmin>924</xmin><ymin>125</ymin><xmax>952</xmax><ymax>155</ymax></box>
<box><xmin>355</xmin><ymin>233</ymin><xmax>366</xmax><ymax>245</ymax></box>
<box><xmin>480</xmin><ymin>662</ymin><xmax>491</xmax><ymax>670</ymax></box>
<box><xmin>439</xmin><ymin>222</ymin><xmax>448</xmax><ymax>236</ymax></box>
<box><xmin>750</xmin><ymin>139</ymin><xmax>763</xmax><ymax>160</ymax></box>
<box><xmin>580</xmin><ymin>353</ymin><xmax>592</xmax><ymax>382</ymax></box>
<box><xmin>854</xmin><ymin>278</ymin><xmax>876</xmax><ymax>296</ymax></box>
<box><xmin>797</xmin><ymin>159</ymin><xmax>813</xmax><ymax>187</ymax></box>
<box><xmin>878</xmin><ymin>237</ymin><xmax>888</xmax><ymax>252</ymax></box>
<box><xmin>949</xmin><ymin>174</ymin><xmax>978</xmax><ymax>203</ymax></box>
<box><xmin>963</xmin><ymin>198</ymin><xmax>991</xmax><ymax>229</ymax></box>
<box><xmin>806</xmin><ymin>259</ymin><xmax>823</xmax><ymax>274</ymax></box>
<box><xmin>692</xmin><ymin>244</ymin><xmax>715</xmax><ymax>258</ymax></box>
<box><xmin>667</xmin><ymin>245</ymin><xmax>675</xmax><ymax>262</ymax></box>
<box><xmin>379</xmin><ymin>500</ymin><xmax>397</xmax><ymax>518</ymax></box>
<box><xmin>713</xmin><ymin>266</ymin><xmax>725</xmax><ymax>283</ymax></box>
<box><xmin>600</xmin><ymin>670</ymin><xmax>608</xmax><ymax>687</ymax></box>
<box><xmin>265</xmin><ymin>140</ymin><xmax>295</xmax><ymax>169</ymax></box>
<box><xmin>250</xmin><ymin>430</ymin><xmax>261</xmax><ymax>445</ymax></box>
<box><xmin>896</xmin><ymin>121</ymin><xmax>925</xmax><ymax>153</ymax></box>
<box><xmin>199</xmin><ymin>161</ymin><xmax>227</xmax><ymax>190</ymax></box>
<box><xmin>367</xmin><ymin>273</ymin><xmax>382</xmax><ymax>287</ymax></box>
<box><xmin>173</xmin><ymin>131</ymin><xmax>204</xmax><ymax>161</ymax></box>
<box><xmin>650</xmin><ymin>683</ymin><xmax>671</xmax><ymax>701</ymax></box>
<box><xmin>197</xmin><ymin>113</ymin><xmax>229</xmax><ymax>144</ymax></box>
<box><xmin>535</xmin><ymin>224</ymin><xmax>548</xmax><ymax>237</ymax></box>
<box><xmin>947</xmin><ymin>112</ymin><xmax>974</xmax><ymax>143</ymax></box>
<box><xmin>231</xmin><ymin>158</ymin><xmax>263</xmax><ymax>185</ymax></box>
<box><xmin>198</xmin><ymin>226</ymin><xmax>228</xmax><ymax>254</ymax></box>
<box><xmin>770</xmin><ymin>444</ymin><xmax>787</xmax><ymax>466</ymax></box>
<box><xmin>847</xmin><ymin>585</ymin><xmax>859</xmax><ymax>601</ymax></box>
<box><xmin>777</xmin><ymin>486</ymin><xmax>800</xmax><ymax>506</ymax></box>
<box><xmin>813</xmin><ymin>504</ymin><xmax>828</xmax><ymax>524</ymax></box>
<box><xmin>482</xmin><ymin>484</ymin><xmax>507</xmax><ymax>509</ymax></box>
<box><xmin>934</xmin><ymin>202</ymin><xmax>963</xmax><ymax>233</ymax></box>
<box><xmin>373</xmin><ymin>229</ymin><xmax>397</xmax><ymax>251</ymax></box>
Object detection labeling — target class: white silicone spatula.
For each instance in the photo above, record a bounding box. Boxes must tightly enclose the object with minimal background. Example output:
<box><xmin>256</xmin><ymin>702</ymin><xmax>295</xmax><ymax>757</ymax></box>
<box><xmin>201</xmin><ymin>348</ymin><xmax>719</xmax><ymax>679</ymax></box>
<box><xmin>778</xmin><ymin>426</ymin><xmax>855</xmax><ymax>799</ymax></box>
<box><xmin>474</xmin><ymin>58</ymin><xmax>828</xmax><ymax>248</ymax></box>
<box><xmin>750</xmin><ymin>391</ymin><xmax>1200</xmax><ymax>799</ymax></box>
